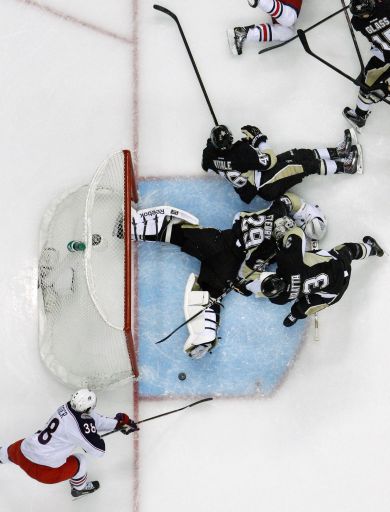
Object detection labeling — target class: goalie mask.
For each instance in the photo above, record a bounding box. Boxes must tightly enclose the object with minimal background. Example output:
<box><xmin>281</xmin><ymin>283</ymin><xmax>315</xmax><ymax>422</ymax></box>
<box><xmin>350</xmin><ymin>0</ymin><xmax>375</xmax><ymax>17</ymax></box>
<box><xmin>70</xmin><ymin>389</ymin><xmax>97</xmax><ymax>413</ymax></box>
<box><xmin>210</xmin><ymin>125</ymin><xmax>234</xmax><ymax>151</ymax></box>
<box><xmin>261</xmin><ymin>274</ymin><xmax>287</xmax><ymax>298</ymax></box>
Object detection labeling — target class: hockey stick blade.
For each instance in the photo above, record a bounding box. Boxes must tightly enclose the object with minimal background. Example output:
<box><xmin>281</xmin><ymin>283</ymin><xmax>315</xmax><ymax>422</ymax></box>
<box><xmin>101</xmin><ymin>398</ymin><xmax>213</xmax><ymax>438</ymax></box>
<box><xmin>297</xmin><ymin>30</ymin><xmax>311</xmax><ymax>54</ymax></box>
<box><xmin>153</xmin><ymin>4</ymin><xmax>178</xmax><ymax>21</ymax></box>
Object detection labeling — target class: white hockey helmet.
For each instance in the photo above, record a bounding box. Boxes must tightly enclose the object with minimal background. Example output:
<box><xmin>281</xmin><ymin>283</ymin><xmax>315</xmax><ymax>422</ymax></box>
<box><xmin>70</xmin><ymin>389</ymin><xmax>97</xmax><ymax>413</ymax></box>
<box><xmin>304</xmin><ymin>216</ymin><xmax>327</xmax><ymax>241</ymax></box>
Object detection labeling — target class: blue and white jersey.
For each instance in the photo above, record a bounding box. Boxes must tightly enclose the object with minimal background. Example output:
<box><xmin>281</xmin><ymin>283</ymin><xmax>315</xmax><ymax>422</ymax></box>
<box><xmin>21</xmin><ymin>402</ymin><xmax>117</xmax><ymax>468</ymax></box>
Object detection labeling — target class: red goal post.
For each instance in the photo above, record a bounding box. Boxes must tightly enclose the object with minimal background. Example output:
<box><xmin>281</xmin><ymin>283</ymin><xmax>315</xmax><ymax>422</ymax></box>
<box><xmin>38</xmin><ymin>150</ymin><xmax>139</xmax><ymax>389</ymax></box>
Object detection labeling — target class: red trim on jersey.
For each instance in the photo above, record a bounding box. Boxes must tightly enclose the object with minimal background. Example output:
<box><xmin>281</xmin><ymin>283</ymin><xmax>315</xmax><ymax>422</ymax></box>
<box><xmin>282</xmin><ymin>0</ymin><xmax>302</xmax><ymax>14</ymax></box>
<box><xmin>8</xmin><ymin>439</ymin><xmax>80</xmax><ymax>484</ymax></box>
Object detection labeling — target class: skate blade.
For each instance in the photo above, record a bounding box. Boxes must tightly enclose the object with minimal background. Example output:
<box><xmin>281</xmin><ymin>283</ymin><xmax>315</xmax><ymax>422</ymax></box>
<box><xmin>226</xmin><ymin>29</ymin><xmax>238</xmax><ymax>56</ymax></box>
<box><xmin>356</xmin><ymin>143</ymin><xmax>363</xmax><ymax>174</ymax></box>
<box><xmin>348</xmin><ymin>126</ymin><xmax>359</xmax><ymax>147</ymax></box>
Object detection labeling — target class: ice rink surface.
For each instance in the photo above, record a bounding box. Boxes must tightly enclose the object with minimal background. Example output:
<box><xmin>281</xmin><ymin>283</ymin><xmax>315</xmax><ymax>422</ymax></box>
<box><xmin>1</xmin><ymin>0</ymin><xmax>390</xmax><ymax>511</ymax></box>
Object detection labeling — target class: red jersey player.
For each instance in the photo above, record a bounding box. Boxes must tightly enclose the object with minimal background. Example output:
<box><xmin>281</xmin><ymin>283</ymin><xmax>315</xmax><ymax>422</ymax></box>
<box><xmin>228</xmin><ymin>0</ymin><xmax>303</xmax><ymax>55</ymax></box>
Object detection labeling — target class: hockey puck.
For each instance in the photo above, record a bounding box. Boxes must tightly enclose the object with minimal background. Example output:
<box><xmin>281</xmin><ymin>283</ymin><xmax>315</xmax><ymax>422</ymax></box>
<box><xmin>178</xmin><ymin>372</ymin><xmax>186</xmax><ymax>381</ymax></box>
<box><xmin>92</xmin><ymin>234</ymin><xmax>102</xmax><ymax>246</ymax></box>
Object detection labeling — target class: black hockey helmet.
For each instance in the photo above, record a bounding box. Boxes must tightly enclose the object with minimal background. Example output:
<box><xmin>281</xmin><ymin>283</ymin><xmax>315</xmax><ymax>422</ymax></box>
<box><xmin>261</xmin><ymin>274</ymin><xmax>287</xmax><ymax>298</ymax></box>
<box><xmin>350</xmin><ymin>0</ymin><xmax>375</xmax><ymax>17</ymax></box>
<box><xmin>210</xmin><ymin>125</ymin><xmax>234</xmax><ymax>151</ymax></box>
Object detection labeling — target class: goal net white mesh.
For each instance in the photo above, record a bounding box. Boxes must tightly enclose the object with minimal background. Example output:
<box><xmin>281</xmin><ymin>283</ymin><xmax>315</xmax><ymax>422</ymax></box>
<box><xmin>38</xmin><ymin>150</ymin><xmax>138</xmax><ymax>389</ymax></box>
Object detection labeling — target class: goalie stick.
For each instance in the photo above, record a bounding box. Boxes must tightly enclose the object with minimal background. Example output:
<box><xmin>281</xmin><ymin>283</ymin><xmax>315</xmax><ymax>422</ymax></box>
<box><xmin>297</xmin><ymin>30</ymin><xmax>390</xmax><ymax>107</ymax></box>
<box><xmin>155</xmin><ymin>252</ymin><xmax>276</xmax><ymax>345</ymax></box>
<box><xmin>101</xmin><ymin>398</ymin><xmax>213</xmax><ymax>438</ymax></box>
<box><xmin>153</xmin><ymin>4</ymin><xmax>219</xmax><ymax>126</ymax></box>
<box><xmin>258</xmin><ymin>4</ymin><xmax>350</xmax><ymax>56</ymax></box>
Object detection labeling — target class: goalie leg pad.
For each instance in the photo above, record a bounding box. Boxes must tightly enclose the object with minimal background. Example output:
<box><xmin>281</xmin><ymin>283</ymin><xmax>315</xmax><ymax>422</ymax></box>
<box><xmin>131</xmin><ymin>206</ymin><xmax>199</xmax><ymax>242</ymax></box>
<box><xmin>183</xmin><ymin>274</ymin><xmax>220</xmax><ymax>359</ymax></box>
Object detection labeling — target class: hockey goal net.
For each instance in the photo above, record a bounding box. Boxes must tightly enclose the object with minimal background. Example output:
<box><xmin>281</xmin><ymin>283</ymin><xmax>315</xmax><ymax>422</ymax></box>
<box><xmin>38</xmin><ymin>150</ymin><xmax>139</xmax><ymax>389</ymax></box>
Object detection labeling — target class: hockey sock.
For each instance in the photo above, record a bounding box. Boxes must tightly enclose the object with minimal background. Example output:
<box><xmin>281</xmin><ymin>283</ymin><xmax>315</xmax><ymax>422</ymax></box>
<box><xmin>248</xmin><ymin>24</ymin><xmax>272</xmax><ymax>42</ymax></box>
<box><xmin>319</xmin><ymin>159</ymin><xmax>338</xmax><ymax>175</ymax></box>
<box><xmin>356</xmin><ymin>98</ymin><xmax>372</xmax><ymax>116</ymax></box>
<box><xmin>314</xmin><ymin>148</ymin><xmax>335</xmax><ymax>160</ymax></box>
<box><xmin>259</xmin><ymin>0</ymin><xmax>283</xmax><ymax>17</ymax></box>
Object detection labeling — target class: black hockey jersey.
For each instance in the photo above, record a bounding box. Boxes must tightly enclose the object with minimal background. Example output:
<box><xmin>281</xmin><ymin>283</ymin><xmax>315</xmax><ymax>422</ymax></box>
<box><xmin>231</xmin><ymin>202</ymin><xmax>288</xmax><ymax>276</ymax></box>
<box><xmin>270</xmin><ymin>227</ymin><xmax>351</xmax><ymax>318</ymax></box>
<box><xmin>352</xmin><ymin>0</ymin><xmax>390</xmax><ymax>62</ymax></box>
<box><xmin>202</xmin><ymin>139</ymin><xmax>274</xmax><ymax>203</ymax></box>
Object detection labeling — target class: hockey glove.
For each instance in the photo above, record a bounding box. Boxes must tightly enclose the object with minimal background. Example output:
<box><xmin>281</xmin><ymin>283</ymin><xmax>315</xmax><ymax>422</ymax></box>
<box><xmin>368</xmin><ymin>82</ymin><xmax>390</xmax><ymax>103</ymax></box>
<box><xmin>241</xmin><ymin>125</ymin><xmax>268</xmax><ymax>149</ymax></box>
<box><xmin>283</xmin><ymin>313</ymin><xmax>298</xmax><ymax>327</ymax></box>
<box><xmin>232</xmin><ymin>278</ymin><xmax>252</xmax><ymax>296</ymax></box>
<box><xmin>115</xmin><ymin>413</ymin><xmax>139</xmax><ymax>435</ymax></box>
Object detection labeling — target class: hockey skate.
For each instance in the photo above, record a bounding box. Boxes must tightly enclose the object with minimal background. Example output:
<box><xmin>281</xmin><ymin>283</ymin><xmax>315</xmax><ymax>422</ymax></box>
<box><xmin>71</xmin><ymin>480</ymin><xmax>100</xmax><ymax>498</ymax></box>
<box><xmin>363</xmin><ymin>236</ymin><xmax>384</xmax><ymax>257</ymax></box>
<box><xmin>343</xmin><ymin>107</ymin><xmax>370</xmax><ymax>133</ymax></box>
<box><xmin>227</xmin><ymin>26</ymin><xmax>249</xmax><ymax>56</ymax></box>
<box><xmin>341</xmin><ymin>146</ymin><xmax>362</xmax><ymax>175</ymax></box>
<box><xmin>247</xmin><ymin>0</ymin><xmax>259</xmax><ymax>6</ymax></box>
<box><xmin>336</xmin><ymin>128</ymin><xmax>358</xmax><ymax>158</ymax></box>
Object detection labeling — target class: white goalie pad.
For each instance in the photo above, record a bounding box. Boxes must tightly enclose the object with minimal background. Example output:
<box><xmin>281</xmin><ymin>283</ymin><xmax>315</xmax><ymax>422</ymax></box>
<box><xmin>245</xmin><ymin>271</ymin><xmax>274</xmax><ymax>298</ymax></box>
<box><xmin>292</xmin><ymin>202</ymin><xmax>327</xmax><ymax>241</ymax></box>
<box><xmin>183</xmin><ymin>273</ymin><xmax>218</xmax><ymax>359</ymax></box>
<box><xmin>131</xmin><ymin>205</ymin><xmax>199</xmax><ymax>242</ymax></box>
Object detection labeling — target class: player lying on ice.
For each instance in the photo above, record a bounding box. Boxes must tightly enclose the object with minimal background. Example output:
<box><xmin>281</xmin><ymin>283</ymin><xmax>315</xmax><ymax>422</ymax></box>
<box><xmin>235</xmin><ymin>224</ymin><xmax>384</xmax><ymax>326</ymax></box>
<box><xmin>0</xmin><ymin>389</ymin><xmax>138</xmax><ymax>498</ymax></box>
<box><xmin>202</xmin><ymin>124</ymin><xmax>363</xmax><ymax>204</ymax></box>
<box><xmin>128</xmin><ymin>192</ymin><xmax>327</xmax><ymax>360</ymax></box>
<box><xmin>227</xmin><ymin>0</ymin><xmax>303</xmax><ymax>55</ymax></box>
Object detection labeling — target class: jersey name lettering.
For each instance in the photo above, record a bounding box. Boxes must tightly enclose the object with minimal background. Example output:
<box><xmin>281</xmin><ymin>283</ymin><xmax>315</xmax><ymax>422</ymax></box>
<box><xmin>366</xmin><ymin>17</ymin><xmax>390</xmax><ymax>34</ymax></box>
<box><xmin>213</xmin><ymin>159</ymin><xmax>232</xmax><ymax>171</ymax></box>
<box><xmin>288</xmin><ymin>274</ymin><xmax>301</xmax><ymax>299</ymax></box>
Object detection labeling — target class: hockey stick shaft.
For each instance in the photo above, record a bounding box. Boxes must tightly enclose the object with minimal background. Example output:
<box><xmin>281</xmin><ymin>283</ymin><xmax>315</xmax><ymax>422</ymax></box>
<box><xmin>258</xmin><ymin>5</ymin><xmax>349</xmax><ymax>55</ymax></box>
<box><xmin>153</xmin><ymin>4</ymin><xmax>219</xmax><ymax>126</ymax></box>
<box><xmin>297</xmin><ymin>30</ymin><xmax>390</xmax><ymax>106</ymax></box>
<box><xmin>155</xmin><ymin>252</ymin><xmax>276</xmax><ymax>344</ymax></box>
<box><xmin>101</xmin><ymin>398</ymin><xmax>213</xmax><ymax>438</ymax></box>
<box><xmin>340</xmin><ymin>0</ymin><xmax>365</xmax><ymax>73</ymax></box>
<box><xmin>314</xmin><ymin>313</ymin><xmax>320</xmax><ymax>342</ymax></box>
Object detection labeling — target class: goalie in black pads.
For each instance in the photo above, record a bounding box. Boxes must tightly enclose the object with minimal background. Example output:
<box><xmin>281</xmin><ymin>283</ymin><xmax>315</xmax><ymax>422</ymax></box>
<box><xmin>129</xmin><ymin>193</ymin><xmax>327</xmax><ymax>359</ymax></box>
<box><xmin>240</xmin><ymin>225</ymin><xmax>384</xmax><ymax>326</ymax></box>
<box><xmin>202</xmin><ymin>124</ymin><xmax>362</xmax><ymax>204</ymax></box>
<box><xmin>343</xmin><ymin>0</ymin><xmax>390</xmax><ymax>129</ymax></box>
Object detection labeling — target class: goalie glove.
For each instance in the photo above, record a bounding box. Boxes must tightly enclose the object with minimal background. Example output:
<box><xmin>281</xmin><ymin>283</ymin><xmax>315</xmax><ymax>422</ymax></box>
<box><xmin>115</xmin><ymin>413</ymin><xmax>139</xmax><ymax>435</ymax></box>
<box><xmin>241</xmin><ymin>125</ymin><xmax>268</xmax><ymax>149</ymax></box>
<box><xmin>273</xmin><ymin>216</ymin><xmax>295</xmax><ymax>241</ymax></box>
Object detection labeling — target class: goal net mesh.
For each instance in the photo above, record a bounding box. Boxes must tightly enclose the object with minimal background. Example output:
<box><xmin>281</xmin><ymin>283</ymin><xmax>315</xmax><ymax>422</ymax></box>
<box><xmin>38</xmin><ymin>150</ymin><xmax>138</xmax><ymax>389</ymax></box>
